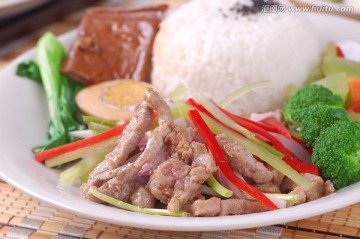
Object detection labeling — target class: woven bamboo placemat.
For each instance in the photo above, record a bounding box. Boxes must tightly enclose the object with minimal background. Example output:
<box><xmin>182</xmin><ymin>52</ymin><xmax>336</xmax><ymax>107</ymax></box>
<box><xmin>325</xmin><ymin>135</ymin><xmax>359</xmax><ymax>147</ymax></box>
<box><xmin>0</xmin><ymin>181</ymin><xmax>359</xmax><ymax>239</ymax></box>
<box><xmin>1</xmin><ymin>0</ymin><xmax>360</xmax><ymax>238</ymax></box>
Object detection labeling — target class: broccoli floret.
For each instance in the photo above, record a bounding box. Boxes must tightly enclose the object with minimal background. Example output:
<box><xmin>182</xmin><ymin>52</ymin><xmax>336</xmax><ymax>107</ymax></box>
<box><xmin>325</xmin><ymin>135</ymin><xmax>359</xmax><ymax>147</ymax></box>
<box><xmin>312</xmin><ymin>120</ymin><xmax>360</xmax><ymax>189</ymax></box>
<box><xmin>283</xmin><ymin>85</ymin><xmax>344</xmax><ymax>126</ymax></box>
<box><xmin>300</xmin><ymin>105</ymin><xmax>349</xmax><ymax>147</ymax></box>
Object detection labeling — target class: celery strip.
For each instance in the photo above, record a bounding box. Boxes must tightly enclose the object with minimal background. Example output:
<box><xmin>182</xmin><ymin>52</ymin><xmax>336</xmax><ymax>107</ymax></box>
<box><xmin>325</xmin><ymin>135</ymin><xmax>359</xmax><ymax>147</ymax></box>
<box><xmin>206</xmin><ymin>175</ymin><xmax>233</xmax><ymax>198</ymax></box>
<box><xmin>201</xmin><ymin>185</ymin><xmax>222</xmax><ymax>197</ymax></box>
<box><xmin>197</xmin><ymin>96</ymin><xmax>283</xmax><ymax>157</ymax></box>
<box><xmin>172</xmin><ymin>101</ymin><xmax>312</xmax><ymax>191</ymax></box>
<box><xmin>88</xmin><ymin>122</ymin><xmax>111</xmax><ymax>134</ymax></box>
<box><xmin>44</xmin><ymin>136</ymin><xmax>119</xmax><ymax>168</ymax></box>
<box><xmin>166</xmin><ymin>85</ymin><xmax>187</xmax><ymax>100</ymax></box>
<box><xmin>218</xmin><ymin>80</ymin><xmax>272</xmax><ymax>107</ymax></box>
<box><xmin>265</xmin><ymin>193</ymin><xmax>301</xmax><ymax>203</ymax></box>
<box><xmin>83</xmin><ymin>116</ymin><xmax>117</xmax><ymax>128</ymax></box>
<box><xmin>89</xmin><ymin>186</ymin><xmax>190</xmax><ymax>217</ymax></box>
<box><xmin>60</xmin><ymin>151</ymin><xmax>108</xmax><ymax>183</ymax></box>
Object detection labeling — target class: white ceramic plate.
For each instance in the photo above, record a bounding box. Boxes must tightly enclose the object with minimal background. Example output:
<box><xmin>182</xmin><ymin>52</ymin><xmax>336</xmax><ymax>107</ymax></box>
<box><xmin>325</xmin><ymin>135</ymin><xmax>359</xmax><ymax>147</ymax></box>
<box><xmin>0</xmin><ymin>13</ymin><xmax>360</xmax><ymax>232</ymax></box>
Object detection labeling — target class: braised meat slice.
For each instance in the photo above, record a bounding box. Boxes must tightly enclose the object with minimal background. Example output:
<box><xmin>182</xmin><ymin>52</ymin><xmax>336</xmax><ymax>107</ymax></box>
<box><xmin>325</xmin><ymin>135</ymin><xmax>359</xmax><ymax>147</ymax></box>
<box><xmin>62</xmin><ymin>5</ymin><xmax>168</xmax><ymax>84</ymax></box>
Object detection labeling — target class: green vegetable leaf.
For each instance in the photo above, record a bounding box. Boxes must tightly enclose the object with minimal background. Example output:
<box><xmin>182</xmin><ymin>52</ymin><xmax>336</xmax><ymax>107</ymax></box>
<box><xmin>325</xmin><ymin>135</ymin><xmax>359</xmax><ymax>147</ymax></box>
<box><xmin>16</xmin><ymin>60</ymin><xmax>42</xmax><ymax>83</ymax></box>
<box><xmin>32</xmin><ymin>32</ymin><xmax>84</xmax><ymax>153</ymax></box>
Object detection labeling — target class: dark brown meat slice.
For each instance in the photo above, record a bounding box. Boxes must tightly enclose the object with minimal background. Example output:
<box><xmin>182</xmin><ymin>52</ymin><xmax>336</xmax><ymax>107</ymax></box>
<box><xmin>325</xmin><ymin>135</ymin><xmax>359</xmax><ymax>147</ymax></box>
<box><xmin>216</xmin><ymin>134</ymin><xmax>273</xmax><ymax>184</ymax></box>
<box><xmin>61</xmin><ymin>5</ymin><xmax>168</xmax><ymax>84</ymax></box>
<box><xmin>188</xmin><ymin>197</ymin><xmax>221</xmax><ymax>217</ymax></box>
<box><xmin>81</xmin><ymin>101</ymin><xmax>153</xmax><ymax>199</ymax></box>
<box><xmin>167</xmin><ymin>142</ymin><xmax>217</xmax><ymax>212</ymax></box>
<box><xmin>219</xmin><ymin>199</ymin><xmax>269</xmax><ymax>216</ymax></box>
<box><xmin>130</xmin><ymin>186</ymin><xmax>156</xmax><ymax>208</ymax></box>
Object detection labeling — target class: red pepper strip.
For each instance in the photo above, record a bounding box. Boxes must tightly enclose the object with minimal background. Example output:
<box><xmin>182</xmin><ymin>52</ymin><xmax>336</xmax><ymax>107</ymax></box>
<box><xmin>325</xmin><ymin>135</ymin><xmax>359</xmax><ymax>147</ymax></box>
<box><xmin>227</xmin><ymin>113</ymin><xmax>278</xmax><ymax>134</ymax></box>
<box><xmin>187</xmin><ymin>98</ymin><xmax>209</xmax><ymax>113</ymax></box>
<box><xmin>220</xmin><ymin>108</ymin><xmax>318</xmax><ymax>175</ymax></box>
<box><xmin>260</xmin><ymin>117</ymin><xmax>292</xmax><ymax>140</ymax></box>
<box><xmin>188</xmin><ymin>109</ymin><xmax>278</xmax><ymax>210</ymax></box>
<box><xmin>35</xmin><ymin>123</ymin><xmax>128</xmax><ymax>163</ymax></box>
<box><xmin>187</xmin><ymin>98</ymin><xmax>318</xmax><ymax>174</ymax></box>
<box><xmin>220</xmin><ymin>107</ymin><xmax>291</xmax><ymax>139</ymax></box>
<box><xmin>336</xmin><ymin>46</ymin><xmax>344</xmax><ymax>58</ymax></box>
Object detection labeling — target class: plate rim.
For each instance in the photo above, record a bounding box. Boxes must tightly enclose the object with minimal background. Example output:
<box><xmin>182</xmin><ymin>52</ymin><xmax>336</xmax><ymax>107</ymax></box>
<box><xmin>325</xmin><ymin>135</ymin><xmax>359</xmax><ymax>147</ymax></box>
<box><xmin>1</xmin><ymin>12</ymin><xmax>360</xmax><ymax>232</ymax></box>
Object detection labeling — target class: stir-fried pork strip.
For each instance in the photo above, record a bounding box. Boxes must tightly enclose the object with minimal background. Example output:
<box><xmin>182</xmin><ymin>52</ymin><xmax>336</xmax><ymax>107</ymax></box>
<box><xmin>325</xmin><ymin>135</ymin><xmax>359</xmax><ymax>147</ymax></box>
<box><xmin>164</xmin><ymin>124</ymin><xmax>197</xmax><ymax>164</ymax></box>
<box><xmin>219</xmin><ymin>199</ymin><xmax>269</xmax><ymax>216</ymax></box>
<box><xmin>189</xmin><ymin>197</ymin><xmax>269</xmax><ymax>216</ymax></box>
<box><xmin>147</xmin><ymin>156</ymin><xmax>191</xmax><ymax>204</ymax></box>
<box><xmin>82</xmin><ymin>88</ymin><xmax>176</xmax><ymax>202</ymax></box>
<box><xmin>323</xmin><ymin>180</ymin><xmax>336</xmax><ymax>196</ymax></box>
<box><xmin>280</xmin><ymin>173</ymin><xmax>335</xmax><ymax>202</ymax></box>
<box><xmin>253</xmin><ymin>166</ymin><xmax>285</xmax><ymax>193</ymax></box>
<box><xmin>97</xmin><ymin>164</ymin><xmax>139</xmax><ymax>202</ymax></box>
<box><xmin>287</xmin><ymin>186</ymin><xmax>306</xmax><ymax>207</ymax></box>
<box><xmin>189</xmin><ymin>197</ymin><xmax>221</xmax><ymax>217</ymax></box>
<box><xmin>254</xmin><ymin>182</ymin><xmax>281</xmax><ymax>193</ymax></box>
<box><xmin>168</xmin><ymin>142</ymin><xmax>217</xmax><ymax>212</ymax></box>
<box><xmin>216</xmin><ymin>134</ymin><xmax>273</xmax><ymax>184</ymax></box>
<box><xmin>81</xmin><ymin>101</ymin><xmax>153</xmax><ymax>199</ymax></box>
<box><xmin>96</xmin><ymin>88</ymin><xmax>174</xmax><ymax>201</ymax></box>
<box><xmin>130</xmin><ymin>185</ymin><xmax>156</xmax><ymax>208</ymax></box>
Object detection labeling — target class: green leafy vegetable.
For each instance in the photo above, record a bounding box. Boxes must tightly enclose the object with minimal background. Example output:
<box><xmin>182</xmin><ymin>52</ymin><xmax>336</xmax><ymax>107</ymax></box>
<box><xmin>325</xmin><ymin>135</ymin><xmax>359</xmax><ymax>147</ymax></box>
<box><xmin>32</xmin><ymin>32</ymin><xmax>84</xmax><ymax>153</ymax></box>
<box><xmin>16</xmin><ymin>60</ymin><xmax>42</xmax><ymax>83</ymax></box>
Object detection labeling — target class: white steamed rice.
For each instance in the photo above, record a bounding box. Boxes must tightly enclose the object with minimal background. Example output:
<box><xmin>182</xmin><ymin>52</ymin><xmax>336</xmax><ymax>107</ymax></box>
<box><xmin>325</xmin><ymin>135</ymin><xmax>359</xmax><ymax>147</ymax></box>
<box><xmin>151</xmin><ymin>0</ymin><xmax>321</xmax><ymax>116</ymax></box>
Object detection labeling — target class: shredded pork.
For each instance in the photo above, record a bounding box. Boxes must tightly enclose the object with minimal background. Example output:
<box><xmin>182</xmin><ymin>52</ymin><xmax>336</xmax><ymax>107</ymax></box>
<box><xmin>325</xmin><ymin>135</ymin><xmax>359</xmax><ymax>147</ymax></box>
<box><xmin>80</xmin><ymin>87</ymin><xmax>336</xmax><ymax>217</ymax></box>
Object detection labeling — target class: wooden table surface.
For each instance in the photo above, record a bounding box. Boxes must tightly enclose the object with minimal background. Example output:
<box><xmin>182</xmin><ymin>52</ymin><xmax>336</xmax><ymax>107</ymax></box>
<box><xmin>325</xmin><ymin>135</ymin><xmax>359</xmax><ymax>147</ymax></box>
<box><xmin>0</xmin><ymin>0</ymin><xmax>360</xmax><ymax>238</ymax></box>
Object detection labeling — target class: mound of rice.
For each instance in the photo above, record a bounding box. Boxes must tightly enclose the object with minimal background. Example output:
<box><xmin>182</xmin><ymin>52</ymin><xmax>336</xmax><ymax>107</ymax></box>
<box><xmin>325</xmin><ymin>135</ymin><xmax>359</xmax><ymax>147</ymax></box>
<box><xmin>151</xmin><ymin>0</ymin><xmax>321</xmax><ymax>116</ymax></box>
